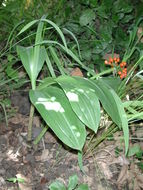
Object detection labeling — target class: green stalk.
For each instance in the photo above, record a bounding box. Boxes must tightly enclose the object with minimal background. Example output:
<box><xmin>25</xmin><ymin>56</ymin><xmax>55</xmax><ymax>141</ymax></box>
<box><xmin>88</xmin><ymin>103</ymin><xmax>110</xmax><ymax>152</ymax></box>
<box><xmin>84</xmin><ymin>124</ymin><xmax>118</xmax><ymax>157</ymax></box>
<box><xmin>91</xmin><ymin>68</ymin><xmax>114</xmax><ymax>79</ymax></box>
<box><xmin>27</xmin><ymin>104</ymin><xmax>35</xmax><ymax>141</ymax></box>
<box><xmin>0</xmin><ymin>102</ymin><xmax>8</xmax><ymax>127</ymax></box>
<box><xmin>34</xmin><ymin>126</ymin><xmax>49</xmax><ymax>145</ymax></box>
<box><xmin>27</xmin><ymin>80</ymin><xmax>36</xmax><ymax>142</ymax></box>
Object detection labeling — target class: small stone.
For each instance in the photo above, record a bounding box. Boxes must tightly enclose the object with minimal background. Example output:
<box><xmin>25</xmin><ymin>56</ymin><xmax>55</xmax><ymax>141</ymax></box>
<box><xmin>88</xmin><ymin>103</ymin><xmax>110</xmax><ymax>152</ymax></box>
<box><xmin>0</xmin><ymin>135</ymin><xmax>7</xmax><ymax>151</ymax></box>
<box><xmin>32</xmin><ymin>127</ymin><xmax>43</xmax><ymax>139</ymax></box>
<box><xmin>24</xmin><ymin>154</ymin><xmax>35</xmax><ymax>164</ymax></box>
<box><xmin>0</xmin><ymin>168</ymin><xmax>6</xmax><ymax>175</ymax></box>
<box><xmin>0</xmin><ymin>176</ymin><xmax>6</xmax><ymax>186</ymax></box>
<box><xmin>41</xmin><ymin>149</ymin><xmax>49</xmax><ymax>162</ymax></box>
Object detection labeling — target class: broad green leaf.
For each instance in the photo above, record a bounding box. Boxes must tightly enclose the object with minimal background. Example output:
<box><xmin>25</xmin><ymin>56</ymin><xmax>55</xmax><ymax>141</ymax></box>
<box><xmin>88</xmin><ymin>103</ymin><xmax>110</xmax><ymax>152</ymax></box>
<box><xmin>49</xmin><ymin>181</ymin><xmax>66</xmax><ymax>190</ymax></box>
<box><xmin>17</xmin><ymin>46</ymin><xmax>46</xmax><ymax>87</ymax></box>
<box><xmin>17</xmin><ymin>46</ymin><xmax>34</xmax><ymax>80</ymax></box>
<box><xmin>89</xmin><ymin>79</ymin><xmax>129</xmax><ymax>154</ymax></box>
<box><xmin>61</xmin><ymin>77</ymin><xmax>129</xmax><ymax>154</ymax></box>
<box><xmin>100</xmin><ymin>77</ymin><xmax>121</xmax><ymax>93</ymax></box>
<box><xmin>68</xmin><ymin>175</ymin><xmax>78</xmax><ymax>190</ymax></box>
<box><xmin>56</xmin><ymin>76</ymin><xmax>100</xmax><ymax>133</ymax></box>
<box><xmin>17</xmin><ymin>17</ymin><xmax>46</xmax><ymax>89</ymax></box>
<box><xmin>29</xmin><ymin>85</ymin><xmax>86</xmax><ymax>151</ymax></box>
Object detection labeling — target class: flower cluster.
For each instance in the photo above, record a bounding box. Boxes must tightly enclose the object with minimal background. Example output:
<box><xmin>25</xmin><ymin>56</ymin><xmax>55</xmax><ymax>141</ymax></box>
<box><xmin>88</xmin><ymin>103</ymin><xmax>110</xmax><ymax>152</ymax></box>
<box><xmin>118</xmin><ymin>62</ymin><xmax>127</xmax><ymax>79</ymax></box>
<box><xmin>104</xmin><ymin>57</ymin><xmax>120</xmax><ymax>66</ymax></box>
<box><xmin>104</xmin><ymin>57</ymin><xmax>127</xmax><ymax>79</ymax></box>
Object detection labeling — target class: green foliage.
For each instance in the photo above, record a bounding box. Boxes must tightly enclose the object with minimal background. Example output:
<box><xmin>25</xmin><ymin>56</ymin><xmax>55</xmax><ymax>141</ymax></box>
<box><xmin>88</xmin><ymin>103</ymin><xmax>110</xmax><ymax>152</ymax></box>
<box><xmin>56</xmin><ymin>76</ymin><xmax>101</xmax><ymax>133</ymax></box>
<box><xmin>6</xmin><ymin>177</ymin><xmax>25</xmax><ymax>184</ymax></box>
<box><xmin>127</xmin><ymin>144</ymin><xmax>141</xmax><ymax>157</ymax></box>
<box><xmin>0</xmin><ymin>1</ymin><xmax>142</xmax><ymax>176</ymax></box>
<box><xmin>29</xmin><ymin>75</ymin><xmax>129</xmax><ymax>154</ymax></box>
<box><xmin>49</xmin><ymin>174</ymin><xmax>90</xmax><ymax>190</ymax></box>
<box><xmin>0</xmin><ymin>53</ymin><xmax>25</xmax><ymax>124</ymax></box>
<box><xmin>16</xmin><ymin>17</ymin><xmax>129</xmax><ymax>154</ymax></box>
<box><xmin>30</xmin><ymin>85</ymin><xmax>86</xmax><ymax>151</ymax></box>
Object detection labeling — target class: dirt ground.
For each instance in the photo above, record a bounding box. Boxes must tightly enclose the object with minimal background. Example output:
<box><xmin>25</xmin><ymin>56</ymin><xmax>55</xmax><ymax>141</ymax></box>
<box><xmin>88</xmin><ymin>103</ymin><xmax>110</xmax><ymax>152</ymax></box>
<box><xmin>0</xmin><ymin>91</ymin><xmax>142</xmax><ymax>190</ymax></box>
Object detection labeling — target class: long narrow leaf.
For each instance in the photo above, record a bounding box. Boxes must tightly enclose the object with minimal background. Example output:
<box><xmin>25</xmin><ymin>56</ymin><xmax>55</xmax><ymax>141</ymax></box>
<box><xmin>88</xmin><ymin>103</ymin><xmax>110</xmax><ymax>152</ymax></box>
<box><xmin>41</xmin><ymin>19</ymin><xmax>68</xmax><ymax>51</ymax></box>
<box><xmin>63</xmin><ymin>28</ymin><xmax>82</xmax><ymax>59</ymax></box>
<box><xmin>17</xmin><ymin>20</ymin><xmax>38</xmax><ymax>36</ymax></box>
<box><xmin>45</xmin><ymin>50</ymin><xmax>56</xmax><ymax>77</ymax></box>
<box><xmin>49</xmin><ymin>46</ymin><xmax>67</xmax><ymax>75</ymax></box>
<box><xmin>37</xmin><ymin>40</ymin><xmax>96</xmax><ymax>76</ymax></box>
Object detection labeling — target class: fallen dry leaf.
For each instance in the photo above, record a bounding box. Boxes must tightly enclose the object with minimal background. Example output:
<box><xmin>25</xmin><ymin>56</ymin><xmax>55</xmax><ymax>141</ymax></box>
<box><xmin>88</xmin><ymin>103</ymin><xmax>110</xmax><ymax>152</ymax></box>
<box><xmin>16</xmin><ymin>173</ymin><xmax>32</xmax><ymax>190</ymax></box>
<box><xmin>70</xmin><ymin>67</ymin><xmax>83</xmax><ymax>77</ymax></box>
<box><xmin>117</xmin><ymin>165</ymin><xmax>128</xmax><ymax>185</ymax></box>
<box><xmin>137</xmin><ymin>27</ymin><xmax>143</xmax><ymax>43</ymax></box>
<box><xmin>136</xmin><ymin>174</ymin><xmax>143</xmax><ymax>188</ymax></box>
<box><xmin>40</xmin><ymin>149</ymin><xmax>49</xmax><ymax>162</ymax></box>
<box><xmin>134</xmin><ymin>179</ymin><xmax>140</xmax><ymax>190</ymax></box>
<box><xmin>98</xmin><ymin>161</ymin><xmax>113</xmax><ymax>179</ymax></box>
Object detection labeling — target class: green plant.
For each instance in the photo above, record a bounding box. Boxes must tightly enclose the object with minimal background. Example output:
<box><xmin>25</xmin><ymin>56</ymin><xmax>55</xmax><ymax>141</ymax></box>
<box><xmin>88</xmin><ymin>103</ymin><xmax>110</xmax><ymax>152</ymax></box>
<box><xmin>61</xmin><ymin>0</ymin><xmax>139</xmax><ymax>72</ymax></box>
<box><xmin>85</xmin><ymin>22</ymin><xmax>143</xmax><ymax>153</ymax></box>
<box><xmin>6</xmin><ymin>177</ymin><xmax>25</xmax><ymax>184</ymax></box>
<box><xmin>49</xmin><ymin>174</ymin><xmax>90</xmax><ymax>190</ymax></box>
<box><xmin>0</xmin><ymin>44</ymin><xmax>27</xmax><ymax>125</ymax></box>
<box><xmin>16</xmin><ymin>16</ymin><xmax>129</xmax><ymax>159</ymax></box>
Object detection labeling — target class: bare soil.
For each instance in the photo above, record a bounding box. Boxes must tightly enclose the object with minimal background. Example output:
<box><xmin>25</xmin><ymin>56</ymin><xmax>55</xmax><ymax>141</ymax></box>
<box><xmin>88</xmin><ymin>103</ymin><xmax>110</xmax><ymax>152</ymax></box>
<box><xmin>0</xmin><ymin>91</ymin><xmax>142</xmax><ymax>190</ymax></box>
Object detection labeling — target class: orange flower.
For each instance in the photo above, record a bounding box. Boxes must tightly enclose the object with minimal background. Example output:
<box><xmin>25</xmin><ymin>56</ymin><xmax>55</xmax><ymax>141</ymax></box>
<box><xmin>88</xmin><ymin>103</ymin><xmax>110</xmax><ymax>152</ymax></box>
<box><xmin>122</xmin><ymin>62</ymin><xmax>126</xmax><ymax>66</ymax></box>
<box><xmin>120</xmin><ymin>74</ymin><xmax>124</xmax><ymax>79</ymax></box>
<box><xmin>109</xmin><ymin>57</ymin><xmax>113</xmax><ymax>63</ymax></box>
<box><xmin>122</xmin><ymin>68</ymin><xmax>127</xmax><ymax>73</ymax></box>
<box><xmin>116</xmin><ymin>58</ymin><xmax>120</xmax><ymax>62</ymax></box>
<box><xmin>104</xmin><ymin>56</ymin><xmax>127</xmax><ymax>80</ymax></box>
<box><xmin>104</xmin><ymin>60</ymin><xmax>108</xmax><ymax>65</ymax></box>
<box><xmin>120</xmin><ymin>62</ymin><xmax>124</xmax><ymax>68</ymax></box>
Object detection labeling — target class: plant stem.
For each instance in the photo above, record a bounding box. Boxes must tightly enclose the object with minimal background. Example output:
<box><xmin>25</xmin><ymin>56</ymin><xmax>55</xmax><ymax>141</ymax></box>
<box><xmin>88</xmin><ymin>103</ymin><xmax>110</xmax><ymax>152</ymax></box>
<box><xmin>33</xmin><ymin>126</ymin><xmax>49</xmax><ymax>145</ymax></box>
<box><xmin>27</xmin><ymin>104</ymin><xmax>35</xmax><ymax>141</ymax></box>
<box><xmin>84</xmin><ymin>124</ymin><xmax>118</xmax><ymax>157</ymax></box>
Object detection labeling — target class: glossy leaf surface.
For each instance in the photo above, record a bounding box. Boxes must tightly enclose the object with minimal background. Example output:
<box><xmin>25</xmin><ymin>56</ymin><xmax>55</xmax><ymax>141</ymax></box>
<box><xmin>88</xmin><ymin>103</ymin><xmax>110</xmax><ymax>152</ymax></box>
<box><xmin>17</xmin><ymin>46</ymin><xmax>46</xmax><ymax>86</ymax></box>
<box><xmin>56</xmin><ymin>76</ymin><xmax>100</xmax><ymax>133</ymax></box>
<box><xmin>56</xmin><ymin>76</ymin><xmax>129</xmax><ymax>154</ymax></box>
<box><xmin>72</xmin><ymin>77</ymin><xmax>129</xmax><ymax>154</ymax></box>
<box><xmin>29</xmin><ymin>85</ymin><xmax>86</xmax><ymax>151</ymax></box>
